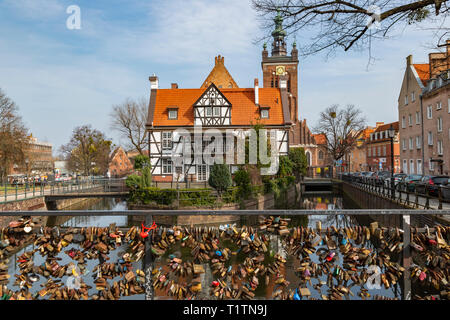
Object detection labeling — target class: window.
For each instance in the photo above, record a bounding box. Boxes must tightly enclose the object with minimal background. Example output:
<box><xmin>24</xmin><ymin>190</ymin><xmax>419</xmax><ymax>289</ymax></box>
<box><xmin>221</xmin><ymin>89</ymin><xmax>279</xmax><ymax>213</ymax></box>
<box><xmin>168</xmin><ymin>109</ymin><xmax>177</xmax><ymax>119</ymax></box>
<box><xmin>429</xmin><ymin>159</ymin><xmax>435</xmax><ymax>171</ymax></box>
<box><xmin>428</xmin><ymin>132</ymin><xmax>433</xmax><ymax>145</ymax></box>
<box><xmin>162</xmin><ymin>159</ymin><xmax>172</xmax><ymax>174</ymax></box>
<box><xmin>162</xmin><ymin>132</ymin><xmax>173</xmax><ymax>150</ymax></box>
<box><xmin>402</xmin><ymin>139</ymin><xmax>406</xmax><ymax>150</ymax></box>
<box><xmin>411</xmin><ymin>91</ymin><xmax>415</xmax><ymax>102</ymax></box>
<box><xmin>197</xmin><ymin>164</ymin><xmax>207</xmax><ymax>181</ymax></box>
<box><xmin>416</xmin><ymin>112</ymin><xmax>420</xmax><ymax>124</ymax></box>
<box><xmin>405</xmin><ymin>95</ymin><xmax>408</xmax><ymax>105</ymax></box>
<box><xmin>368</xmin><ymin>148</ymin><xmax>371</xmax><ymax>157</ymax></box>
<box><xmin>206</xmin><ymin>107</ymin><xmax>212</xmax><ymax>116</ymax></box>
<box><xmin>213</xmin><ymin>107</ymin><xmax>220</xmax><ymax>116</ymax></box>
<box><xmin>383</xmin><ymin>145</ymin><xmax>386</xmax><ymax>156</ymax></box>
<box><xmin>409</xmin><ymin>159</ymin><xmax>415</xmax><ymax>175</ymax></box>
<box><xmin>375</xmin><ymin>132</ymin><xmax>378</xmax><ymax>140</ymax></box>
<box><xmin>318</xmin><ymin>150</ymin><xmax>324</xmax><ymax>159</ymax></box>
<box><xmin>409</xmin><ymin>137</ymin><xmax>413</xmax><ymax>150</ymax></box>
<box><xmin>437</xmin><ymin>101</ymin><xmax>442</xmax><ymax>110</ymax></box>
<box><xmin>448</xmin><ymin>98</ymin><xmax>450</xmax><ymax>113</ymax></box>
<box><xmin>403</xmin><ymin>159</ymin><xmax>408</xmax><ymax>174</ymax></box>
<box><xmin>402</xmin><ymin>117</ymin><xmax>406</xmax><ymax>128</ymax></box>
<box><xmin>373</xmin><ymin>147</ymin><xmax>376</xmax><ymax>156</ymax></box>
<box><xmin>377</xmin><ymin>146</ymin><xmax>381</xmax><ymax>156</ymax></box>
<box><xmin>427</xmin><ymin>105</ymin><xmax>433</xmax><ymax>119</ymax></box>
<box><xmin>437</xmin><ymin>117</ymin><xmax>443</xmax><ymax>132</ymax></box>
<box><xmin>408</xmin><ymin>114</ymin><xmax>412</xmax><ymax>126</ymax></box>
<box><xmin>437</xmin><ymin>140</ymin><xmax>443</xmax><ymax>155</ymax></box>
<box><xmin>261</xmin><ymin>109</ymin><xmax>269</xmax><ymax>119</ymax></box>
<box><xmin>416</xmin><ymin>136</ymin><xmax>421</xmax><ymax>149</ymax></box>
<box><xmin>417</xmin><ymin>160</ymin><xmax>422</xmax><ymax>174</ymax></box>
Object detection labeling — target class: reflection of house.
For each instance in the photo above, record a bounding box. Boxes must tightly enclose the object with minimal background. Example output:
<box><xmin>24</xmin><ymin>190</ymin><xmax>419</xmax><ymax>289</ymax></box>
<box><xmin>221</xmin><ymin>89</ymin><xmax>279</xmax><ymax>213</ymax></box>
<box><xmin>108</xmin><ymin>147</ymin><xmax>133</xmax><ymax>178</ymax></box>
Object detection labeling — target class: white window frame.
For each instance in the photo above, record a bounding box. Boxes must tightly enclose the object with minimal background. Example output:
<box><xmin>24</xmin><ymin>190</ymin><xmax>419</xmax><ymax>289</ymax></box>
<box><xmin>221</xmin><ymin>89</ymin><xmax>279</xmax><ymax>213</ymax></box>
<box><xmin>408</xmin><ymin>114</ymin><xmax>412</xmax><ymax>126</ymax></box>
<box><xmin>168</xmin><ymin>109</ymin><xmax>178</xmax><ymax>120</ymax></box>
<box><xmin>162</xmin><ymin>159</ymin><xmax>173</xmax><ymax>174</ymax></box>
<box><xmin>437</xmin><ymin>140</ymin><xmax>443</xmax><ymax>155</ymax></box>
<box><xmin>416</xmin><ymin>159</ymin><xmax>422</xmax><ymax>175</ymax></box>
<box><xmin>437</xmin><ymin>101</ymin><xmax>442</xmax><ymax>110</ymax></box>
<box><xmin>402</xmin><ymin>116</ymin><xmax>406</xmax><ymax>128</ymax></box>
<box><xmin>409</xmin><ymin>159</ymin><xmax>415</xmax><ymax>175</ymax></box>
<box><xmin>416</xmin><ymin>136</ymin><xmax>421</xmax><ymax>149</ymax></box>
<box><xmin>429</xmin><ymin>159</ymin><xmax>435</xmax><ymax>171</ymax></box>
<box><xmin>261</xmin><ymin>109</ymin><xmax>269</xmax><ymax>119</ymax></box>
<box><xmin>403</xmin><ymin>159</ymin><xmax>408</xmax><ymax>174</ymax></box>
<box><xmin>405</xmin><ymin>95</ymin><xmax>408</xmax><ymax>105</ymax></box>
<box><xmin>213</xmin><ymin>106</ymin><xmax>220</xmax><ymax>116</ymax></box>
<box><xmin>427</xmin><ymin>106</ymin><xmax>433</xmax><ymax>119</ymax></box>
<box><xmin>428</xmin><ymin>132</ymin><xmax>433</xmax><ymax>145</ymax></box>
<box><xmin>415</xmin><ymin>111</ymin><xmax>420</xmax><ymax>124</ymax></box>
<box><xmin>437</xmin><ymin>117</ymin><xmax>443</xmax><ymax>132</ymax></box>
<box><xmin>383</xmin><ymin>145</ymin><xmax>386</xmax><ymax>156</ymax></box>
<box><xmin>162</xmin><ymin>132</ymin><xmax>173</xmax><ymax>150</ymax></box>
<box><xmin>402</xmin><ymin>139</ymin><xmax>406</xmax><ymax>151</ymax></box>
<box><xmin>409</xmin><ymin>137</ymin><xmax>413</xmax><ymax>150</ymax></box>
<box><xmin>206</xmin><ymin>107</ymin><xmax>212</xmax><ymax>116</ymax></box>
<box><xmin>411</xmin><ymin>91</ymin><xmax>415</xmax><ymax>102</ymax></box>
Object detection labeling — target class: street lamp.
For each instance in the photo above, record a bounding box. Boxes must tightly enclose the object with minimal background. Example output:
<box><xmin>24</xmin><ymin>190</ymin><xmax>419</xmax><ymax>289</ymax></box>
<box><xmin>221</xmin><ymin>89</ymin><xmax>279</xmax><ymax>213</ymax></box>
<box><xmin>387</xmin><ymin>124</ymin><xmax>396</xmax><ymax>199</ymax></box>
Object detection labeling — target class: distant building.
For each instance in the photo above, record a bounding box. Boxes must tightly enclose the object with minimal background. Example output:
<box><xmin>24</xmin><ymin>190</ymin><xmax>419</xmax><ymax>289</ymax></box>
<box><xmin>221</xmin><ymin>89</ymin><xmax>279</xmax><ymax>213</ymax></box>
<box><xmin>366</xmin><ymin>122</ymin><xmax>400</xmax><ymax>173</ymax></box>
<box><xmin>398</xmin><ymin>40</ymin><xmax>450</xmax><ymax>175</ymax></box>
<box><xmin>108</xmin><ymin>147</ymin><xmax>134</xmax><ymax>178</ymax></box>
<box><xmin>12</xmin><ymin>134</ymin><xmax>53</xmax><ymax>176</ymax></box>
<box><xmin>347</xmin><ymin>127</ymin><xmax>375</xmax><ymax>172</ymax></box>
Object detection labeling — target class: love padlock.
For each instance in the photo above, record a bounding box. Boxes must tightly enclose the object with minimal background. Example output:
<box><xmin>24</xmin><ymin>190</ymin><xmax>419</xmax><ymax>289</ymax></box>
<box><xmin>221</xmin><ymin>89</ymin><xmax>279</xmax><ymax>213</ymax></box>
<box><xmin>140</xmin><ymin>222</ymin><xmax>157</xmax><ymax>239</ymax></box>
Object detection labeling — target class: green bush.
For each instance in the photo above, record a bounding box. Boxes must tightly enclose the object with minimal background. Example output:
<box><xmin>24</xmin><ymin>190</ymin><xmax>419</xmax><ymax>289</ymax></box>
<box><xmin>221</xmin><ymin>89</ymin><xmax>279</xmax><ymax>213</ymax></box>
<box><xmin>208</xmin><ymin>164</ymin><xmax>232</xmax><ymax>195</ymax></box>
<box><xmin>278</xmin><ymin>155</ymin><xmax>294</xmax><ymax>177</ymax></box>
<box><xmin>289</xmin><ymin>147</ymin><xmax>308</xmax><ymax>181</ymax></box>
<box><xmin>125</xmin><ymin>174</ymin><xmax>142</xmax><ymax>190</ymax></box>
<box><xmin>141</xmin><ymin>166</ymin><xmax>152</xmax><ymax>188</ymax></box>
<box><xmin>134</xmin><ymin>155</ymin><xmax>151</xmax><ymax>170</ymax></box>
<box><xmin>234</xmin><ymin>168</ymin><xmax>252</xmax><ymax>200</ymax></box>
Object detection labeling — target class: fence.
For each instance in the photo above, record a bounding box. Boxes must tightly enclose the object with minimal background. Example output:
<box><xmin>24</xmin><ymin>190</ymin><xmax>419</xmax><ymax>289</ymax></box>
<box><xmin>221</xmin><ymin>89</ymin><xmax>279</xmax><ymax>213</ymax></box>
<box><xmin>339</xmin><ymin>173</ymin><xmax>450</xmax><ymax>210</ymax></box>
<box><xmin>0</xmin><ymin>178</ymin><xmax>127</xmax><ymax>203</ymax></box>
<box><xmin>0</xmin><ymin>209</ymin><xmax>448</xmax><ymax>300</ymax></box>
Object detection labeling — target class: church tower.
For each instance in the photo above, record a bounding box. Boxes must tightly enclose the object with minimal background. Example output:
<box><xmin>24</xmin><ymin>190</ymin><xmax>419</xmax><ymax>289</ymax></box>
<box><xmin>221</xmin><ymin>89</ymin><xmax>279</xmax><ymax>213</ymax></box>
<box><xmin>261</xmin><ymin>10</ymin><xmax>299</xmax><ymax>123</ymax></box>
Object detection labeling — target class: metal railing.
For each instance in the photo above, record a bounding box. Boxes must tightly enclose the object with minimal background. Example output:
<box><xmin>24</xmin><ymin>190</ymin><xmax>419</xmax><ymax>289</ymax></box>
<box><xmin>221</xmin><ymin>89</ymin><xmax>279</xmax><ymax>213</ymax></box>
<box><xmin>339</xmin><ymin>173</ymin><xmax>450</xmax><ymax>210</ymax></box>
<box><xmin>0</xmin><ymin>209</ymin><xmax>448</xmax><ymax>301</ymax></box>
<box><xmin>0</xmin><ymin>178</ymin><xmax>127</xmax><ymax>204</ymax></box>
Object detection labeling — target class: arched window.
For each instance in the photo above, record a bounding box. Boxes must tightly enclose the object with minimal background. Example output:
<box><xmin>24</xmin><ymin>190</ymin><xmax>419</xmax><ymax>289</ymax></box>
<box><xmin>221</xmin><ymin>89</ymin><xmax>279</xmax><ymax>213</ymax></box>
<box><xmin>306</xmin><ymin>151</ymin><xmax>311</xmax><ymax>166</ymax></box>
<box><xmin>318</xmin><ymin>151</ymin><xmax>324</xmax><ymax>160</ymax></box>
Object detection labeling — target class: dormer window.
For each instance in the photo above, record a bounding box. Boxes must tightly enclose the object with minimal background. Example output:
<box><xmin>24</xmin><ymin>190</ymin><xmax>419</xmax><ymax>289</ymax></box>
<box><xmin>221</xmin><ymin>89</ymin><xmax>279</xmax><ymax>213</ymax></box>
<box><xmin>260</xmin><ymin>106</ymin><xmax>270</xmax><ymax>119</ymax></box>
<box><xmin>168</xmin><ymin>107</ymin><xmax>178</xmax><ymax>120</ymax></box>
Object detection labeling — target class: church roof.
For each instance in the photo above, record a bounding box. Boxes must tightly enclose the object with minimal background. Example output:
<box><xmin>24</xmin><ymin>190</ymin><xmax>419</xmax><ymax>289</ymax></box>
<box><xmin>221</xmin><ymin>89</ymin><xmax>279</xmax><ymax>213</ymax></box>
<box><xmin>147</xmin><ymin>86</ymin><xmax>286</xmax><ymax>127</ymax></box>
<box><xmin>201</xmin><ymin>55</ymin><xmax>239</xmax><ymax>89</ymax></box>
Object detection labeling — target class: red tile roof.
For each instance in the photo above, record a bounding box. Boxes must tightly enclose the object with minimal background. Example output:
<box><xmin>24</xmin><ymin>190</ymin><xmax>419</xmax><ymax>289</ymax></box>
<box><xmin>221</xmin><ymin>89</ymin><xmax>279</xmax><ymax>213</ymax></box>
<box><xmin>374</xmin><ymin>121</ymin><xmax>398</xmax><ymax>133</ymax></box>
<box><xmin>312</xmin><ymin>133</ymin><xmax>327</xmax><ymax>145</ymax></box>
<box><xmin>412</xmin><ymin>64</ymin><xmax>430</xmax><ymax>86</ymax></box>
<box><xmin>151</xmin><ymin>87</ymin><xmax>285</xmax><ymax>127</ymax></box>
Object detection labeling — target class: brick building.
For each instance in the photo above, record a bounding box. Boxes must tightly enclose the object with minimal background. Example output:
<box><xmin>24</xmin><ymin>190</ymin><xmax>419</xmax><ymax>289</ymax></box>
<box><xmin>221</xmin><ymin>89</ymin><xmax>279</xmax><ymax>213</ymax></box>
<box><xmin>398</xmin><ymin>40</ymin><xmax>450</xmax><ymax>175</ymax></box>
<box><xmin>108</xmin><ymin>146</ymin><xmax>134</xmax><ymax>178</ymax></box>
<box><xmin>347</xmin><ymin>127</ymin><xmax>375</xmax><ymax>172</ymax></box>
<box><xmin>12</xmin><ymin>134</ymin><xmax>53</xmax><ymax>176</ymax></box>
<box><xmin>366</xmin><ymin>122</ymin><xmax>400</xmax><ymax>173</ymax></box>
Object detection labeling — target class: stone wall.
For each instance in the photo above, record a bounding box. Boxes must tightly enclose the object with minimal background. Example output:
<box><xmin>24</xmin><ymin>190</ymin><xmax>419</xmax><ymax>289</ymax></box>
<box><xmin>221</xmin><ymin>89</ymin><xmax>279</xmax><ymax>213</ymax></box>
<box><xmin>130</xmin><ymin>183</ymin><xmax>300</xmax><ymax>226</ymax></box>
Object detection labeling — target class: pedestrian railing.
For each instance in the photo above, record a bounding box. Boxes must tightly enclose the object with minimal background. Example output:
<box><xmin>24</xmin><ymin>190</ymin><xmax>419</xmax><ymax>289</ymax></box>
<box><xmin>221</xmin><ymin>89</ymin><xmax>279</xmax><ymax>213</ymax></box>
<box><xmin>0</xmin><ymin>209</ymin><xmax>448</xmax><ymax>300</ymax></box>
<box><xmin>0</xmin><ymin>178</ymin><xmax>127</xmax><ymax>204</ymax></box>
<box><xmin>339</xmin><ymin>174</ymin><xmax>450</xmax><ymax>210</ymax></box>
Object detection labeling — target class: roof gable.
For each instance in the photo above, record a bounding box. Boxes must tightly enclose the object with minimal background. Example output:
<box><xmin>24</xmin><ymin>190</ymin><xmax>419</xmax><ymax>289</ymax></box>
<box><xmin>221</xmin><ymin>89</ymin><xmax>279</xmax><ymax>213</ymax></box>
<box><xmin>193</xmin><ymin>83</ymin><xmax>231</xmax><ymax>107</ymax></box>
<box><xmin>201</xmin><ymin>55</ymin><xmax>238</xmax><ymax>89</ymax></box>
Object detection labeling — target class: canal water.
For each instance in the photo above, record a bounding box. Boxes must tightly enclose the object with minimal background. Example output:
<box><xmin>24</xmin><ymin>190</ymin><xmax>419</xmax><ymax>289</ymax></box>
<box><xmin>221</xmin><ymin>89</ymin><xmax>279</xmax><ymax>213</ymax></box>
<box><xmin>3</xmin><ymin>192</ymin><xmax>403</xmax><ymax>300</ymax></box>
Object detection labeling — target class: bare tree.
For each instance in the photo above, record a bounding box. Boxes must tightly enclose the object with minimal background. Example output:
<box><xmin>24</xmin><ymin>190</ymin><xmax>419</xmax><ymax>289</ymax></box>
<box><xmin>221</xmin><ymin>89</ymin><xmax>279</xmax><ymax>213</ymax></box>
<box><xmin>110</xmin><ymin>97</ymin><xmax>148</xmax><ymax>155</ymax></box>
<box><xmin>252</xmin><ymin>0</ymin><xmax>449</xmax><ymax>56</ymax></box>
<box><xmin>60</xmin><ymin>125</ymin><xmax>113</xmax><ymax>176</ymax></box>
<box><xmin>313</xmin><ymin>104</ymin><xmax>366</xmax><ymax>162</ymax></box>
<box><xmin>0</xmin><ymin>88</ymin><xmax>28</xmax><ymax>182</ymax></box>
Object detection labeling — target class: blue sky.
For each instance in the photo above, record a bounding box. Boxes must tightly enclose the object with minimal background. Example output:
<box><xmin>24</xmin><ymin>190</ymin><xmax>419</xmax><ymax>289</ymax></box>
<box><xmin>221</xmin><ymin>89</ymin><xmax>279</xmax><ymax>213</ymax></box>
<box><xmin>0</xmin><ymin>0</ymin><xmax>445</xmax><ymax>153</ymax></box>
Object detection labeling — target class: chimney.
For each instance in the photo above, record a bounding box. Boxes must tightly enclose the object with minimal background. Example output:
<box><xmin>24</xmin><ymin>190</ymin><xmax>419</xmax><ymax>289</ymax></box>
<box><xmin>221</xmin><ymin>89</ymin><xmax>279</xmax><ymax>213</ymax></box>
<box><xmin>254</xmin><ymin>78</ymin><xmax>259</xmax><ymax>105</ymax></box>
<box><xmin>406</xmin><ymin>55</ymin><xmax>412</xmax><ymax>66</ymax></box>
<box><xmin>149</xmin><ymin>74</ymin><xmax>159</xmax><ymax>90</ymax></box>
<box><xmin>171</xmin><ymin>83</ymin><xmax>178</xmax><ymax>89</ymax></box>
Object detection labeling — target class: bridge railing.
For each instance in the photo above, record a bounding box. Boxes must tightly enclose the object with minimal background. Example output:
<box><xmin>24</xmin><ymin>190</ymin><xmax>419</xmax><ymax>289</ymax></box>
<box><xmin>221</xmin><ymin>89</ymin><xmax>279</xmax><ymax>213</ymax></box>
<box><xmin>338</xmin><ymin>173</ymin><xmax>450</xmax><ymax>209</ymax></box>
<box><xmin>0</xmin><ymin>209</ymin><xmax>448</xmax><ymax>301</ymax></box>
<box><xmin>0</xmin><ymin>178</ymin><xmax>127</xmax><ymax>203</ymax></box>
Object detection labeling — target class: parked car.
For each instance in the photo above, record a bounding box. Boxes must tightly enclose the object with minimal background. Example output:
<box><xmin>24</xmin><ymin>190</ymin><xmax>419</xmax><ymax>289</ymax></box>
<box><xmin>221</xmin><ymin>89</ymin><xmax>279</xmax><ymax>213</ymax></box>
<box><xmin>441</xmin><ymin>178</ymin><xmax>450</xmax><ymax>201</ymax></box>
<box><xmin>384</xmin><ymin>173</ymin><xmax>407</xmax><ymax>188</ymax></box>
<box><xmin>415</xmin><ymin>175</ymin><xmax>450</xmax><ymax>196</ymax></box>
<box><xmin>371</xmin><ymin>171</ymin><xmax>390</xmax><ymax>186</ymax></box>
<box><xmin>398</xmin><ymin>174</ymin><xmax>423</xmax><ymax>192</ymax></box>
